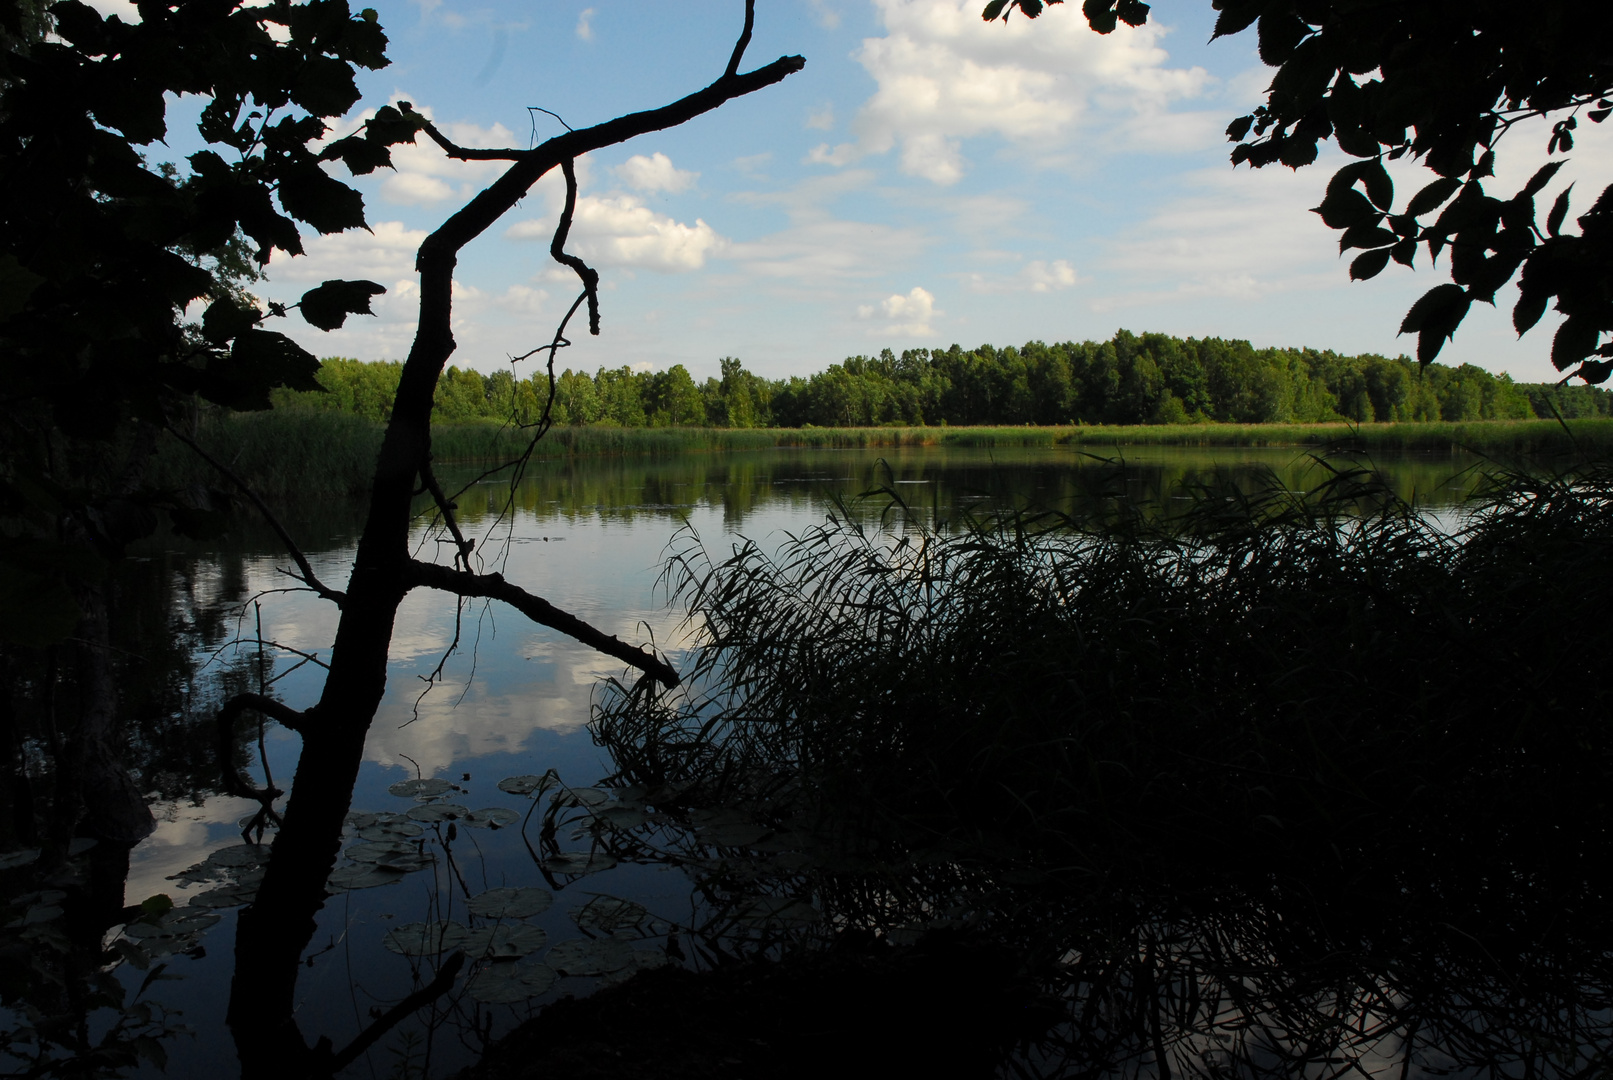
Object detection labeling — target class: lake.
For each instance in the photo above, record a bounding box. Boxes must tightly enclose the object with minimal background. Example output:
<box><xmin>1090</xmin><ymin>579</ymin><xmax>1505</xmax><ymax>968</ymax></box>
<box><xmin>12</xmin><ymin>443</ymin><xmax>1588</xmax><ymax>1078</ymax></box>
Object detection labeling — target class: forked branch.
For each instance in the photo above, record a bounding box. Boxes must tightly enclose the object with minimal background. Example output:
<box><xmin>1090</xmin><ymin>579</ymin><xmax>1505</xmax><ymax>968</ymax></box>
<box><xmin>404</xmin><ymin>560</ymin><xmax>680</xmax><ymax>688</ymax></box>
<box><xmin>164</xmin><ymin>423</ymin><xmax>347</xmax><ymax>606</ymax></box>
<box><xmin>216</xmin><ymin>692</ymin><xmax>309</xmax><ymax>801</ymax></box>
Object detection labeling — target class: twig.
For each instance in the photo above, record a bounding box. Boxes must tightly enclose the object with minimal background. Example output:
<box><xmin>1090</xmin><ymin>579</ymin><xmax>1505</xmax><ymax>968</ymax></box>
<box><xmin>550</xmin><ymin>159</ymin><xmax>600</xmax><ymax>335</ymax></box>
<box><xmin>410</xmin><ymin>107</ymin><xmax>528</xmax><ymax>160</ymax></box>
<box><xmin>216</xmin><ymin>693</ymin><xmax>308</xmax><ymax>829</ymax></box>
<box><xmin>725</xmin><ymin>0</ymin><xmax>756</xmax><ymax>79</ymax></box>
<box><xmin>318</xmin><ymin>951</ymin><xmax>467</xmax><ymax>1074</ymax></box>
<box><xmin>163</xmin><ymin>423</ymin><xmax>347</xmax><ymax>607</ymax></box>
<box><xmin>404</xmin><ymin>560</ymin><xmax>681</xmax><ymax>688</ymax></box>
<box><xmin>419</xmin><ymin>459</ymin><xmax>475</xmax><ymax>570</ymax></box>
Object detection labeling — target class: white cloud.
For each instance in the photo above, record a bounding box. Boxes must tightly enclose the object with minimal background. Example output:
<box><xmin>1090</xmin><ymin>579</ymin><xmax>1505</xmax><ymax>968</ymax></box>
<box><xmin>507</xmin><ymin>196</ymin><xmax>725</xmax><ymax>272</ymax></box>
<box><xmin>576</xmin><ymin>7</ymin><xmax>595</xmax><ymax>40</ymax></box>
<box><xmin>614</xmin><ymin>152</ymin><xmax>698</xmax><ymax>193</ymax></box>
<box><xmin>843</xmin><ymin>0</ymin><xmax>1211</xmax><ymax>184</ymax></box>
<box><xmin>379</xmin><ymin>115</ymin><xmax>518</xmax><ymax>205</ymax></box>
<box><xmin>808</xmin><ymin>0</ymin><xmax>841</xmax><ymax>29</ymax></box>
<box><xmin>265</xmin><ymin>220</ymin><xmax>427</xmax><ymax>284</ymax></box>
<box><xmin>806</xmin><ymin>142</ymin><xmax>861</xmax><ymax>167</ymax></box>
<box><xmin>858</xmin><ymin>285</ymin><xmax>939</xmax><ymax>334</ymax></box>
<box><xmin>806</xmin><ymin>103</ymin><xmax>836</xmax><ymax>131</ymax></box>
<box><xmin>965</xmin><ymin>257</ymin><xmax>1084</xmax><ymax>294</ymax></box>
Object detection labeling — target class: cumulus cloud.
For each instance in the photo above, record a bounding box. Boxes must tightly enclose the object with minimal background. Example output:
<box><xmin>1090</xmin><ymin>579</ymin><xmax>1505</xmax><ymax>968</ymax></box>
<box><xmin>507</xmin><ymin>196</ymin><xmax>725</xmax><ymax>272</ymax></box>
<box><xmin>614</xmin><ymin>152</ymin><xmax>698</xmax><ymax>193</ymax></box>
<box><xmin>858</xmin><ymin>285</ymin><xmax>939</xmax><ymax>334</ymax></box>
<box><xmin>965</xmin><ymin>258</ymin><xmax>1084</xmax><ymax>294</ymax></box>
<box><xmin>806</xmin><ymin>103</ymin><xmax>836</xmax><ymax>131</ymax></box>
<box><xmin>380</xmin><ymin>115</ymin><xmax>518</xmax><ymax>205</ymax></box>
<box><xmin>576</xmin><ymin>7</ymin><xmax>595</xmax><ymax>40</ymax></box>
<box><xmin>838</xmin><ymin>0</ymin><xmax>1210</xmax><ymax>184</ymax></box>
<box><xmin>265</xmin><ymin>220</ymin><xmax>427</xmax><ymax>284</ymax></box>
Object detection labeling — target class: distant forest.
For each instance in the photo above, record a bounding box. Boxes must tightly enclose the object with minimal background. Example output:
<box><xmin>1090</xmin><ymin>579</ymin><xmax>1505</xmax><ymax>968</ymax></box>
<box><xmin>274</xmin><ymin>331</ymin><xmax>1613</xmax><ymax>428</ymax></box>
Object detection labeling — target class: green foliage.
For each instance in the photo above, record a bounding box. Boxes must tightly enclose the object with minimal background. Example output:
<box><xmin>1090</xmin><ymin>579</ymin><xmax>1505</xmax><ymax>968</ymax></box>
<box><xmin>278</xmin><ymin>332</ymin><xmax>1599</xmax><ymax>433</ymax></box>
<box><xmin>984</xmin><ymin>0</ymin><xmax>1613</xmax><ymax>384</ymax></box>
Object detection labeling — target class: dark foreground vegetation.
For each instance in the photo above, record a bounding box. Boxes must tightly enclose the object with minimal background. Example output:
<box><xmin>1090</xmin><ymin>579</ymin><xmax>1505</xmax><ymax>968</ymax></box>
<box><xmin>278</xmin><ymin>331</ymin><xmax>1613</xmax><ymax>430</ymax></box>
<box><xmin>463</xmin><ymin>458</ymin><xmax>1613</xmax><ymax>1078</ymax></box>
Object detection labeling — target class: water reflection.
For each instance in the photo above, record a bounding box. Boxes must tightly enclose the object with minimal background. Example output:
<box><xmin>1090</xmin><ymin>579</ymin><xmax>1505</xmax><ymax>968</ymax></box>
<box><xmin>0</xmin><ymin>445</ymin><xmax>1515</xmax><ymax>1078</ymax></box>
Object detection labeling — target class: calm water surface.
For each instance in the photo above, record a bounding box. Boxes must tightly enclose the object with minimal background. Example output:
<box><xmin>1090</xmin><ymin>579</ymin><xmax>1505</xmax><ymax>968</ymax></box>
<box><xmin>106</xmin><ymin>445</ymin><xmax>1489</xmax><ymax>1077</ymax></box>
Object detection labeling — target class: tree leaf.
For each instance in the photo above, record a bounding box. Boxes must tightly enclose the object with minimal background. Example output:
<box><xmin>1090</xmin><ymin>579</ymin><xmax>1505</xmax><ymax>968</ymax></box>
<box><xmin>1405</xmin><ymin>177</ymin><xmax>1462</xmax><ymax>219</ymax></box>
<box><xmin>1512</xmin><ymin>290</ymin><xmax>1549</xmax><ymax>336</ymax></box>
<box><xmin>299</xmin><ymin>279</ymin><xmax>385</xmax><ymax>331</ymax></box>
<box><xmin>1521</xmin><ymin>160</ymin><xmax>1566</xmax><ymax>198</ymax></box>
<box><xmin>1552</xmin><ymin>317</ymin><xmax>1599</xmax><ymax>371</ymax></box>
<box><xmin>1315</xmin><ymin>187</ymin><xmax>1377</xmax><ymax>230</ymax></box>
<box><xmin>1350</xmin><ymin>247</ymin><xmax>1392</xmax><ymax>281</ymax></box>
<box><xmin>1546</xmin><ymin>185</ymin><xmax>1572</xmax><ymax>237</ymax></box>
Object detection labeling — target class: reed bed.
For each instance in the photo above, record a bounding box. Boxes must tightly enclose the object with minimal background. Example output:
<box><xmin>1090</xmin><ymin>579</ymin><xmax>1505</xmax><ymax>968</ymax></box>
<box><xmin>593</xmin><ymin>459</ymin><xmax>1613</xmax><ymax>906</ymax></box>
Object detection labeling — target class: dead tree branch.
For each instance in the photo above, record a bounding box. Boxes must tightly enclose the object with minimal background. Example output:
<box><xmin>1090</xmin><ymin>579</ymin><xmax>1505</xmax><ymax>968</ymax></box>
<box><xmin>419</xmin><ymin>459</ymin><xmax>475</xmax><ymax>569</ymax></box>
<box><xmin>404</xmin><ymin>560</ymin><xmax>681</xmax><ymax>688</ymax></box>
<box><xmin>216</xmin><ymin>692</ymin><xmax>308</xmax><ymax>802</ymax></box>
<box><xmin>163</xmin><ymin>423</ymin><xmax>347</xmax><ymax>607</ymax></box>
<box><xmin>725</xmin><ymin>0</ymin><xmax>756</xmax><ymax>78</ymax></box>
<box><xmin>550</xmin><ymin>158</ymin><xmax>600</xmax><ymax>334</ymax></box>
<box><xmin>411</xmin><ymin>110</ymin><xmax>528</xmax><ymax>160</ymax></box>
<box><xmin>317</xmin><ymin>951</ymin><xmax>467</xmax><ymax>1075</ymax></box>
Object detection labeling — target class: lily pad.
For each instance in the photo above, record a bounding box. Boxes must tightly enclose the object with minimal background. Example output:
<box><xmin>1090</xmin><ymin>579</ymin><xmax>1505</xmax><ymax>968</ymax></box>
<box><xmin>465</xmin><ymin>962</ymin><xmax>558</xmax><ymax>1004</ymax></box>
<box><xmin>546</xmin><ymin>937</ymin><xmax>634</xmax><ymax>976</ymax></box>
<box><xmin>67</xmin><ymin>837</ymin><xmax>97</xmax><ymax>856</ymax></box>
<box><xmin>559</xmin><ymin>787</ymin><xmax>610</xmax><ymax>808</ymax></box>
<box><xmin>496</xmin><ymin>775</ymin><xmax>553</xmax><ymax>796</ymax></box>
<box><xmin>344</xmin><ymin>841</ymin><xmax>418</xmax><ymax>865</ymax></box>
<box><xmin>592</xmin><ymin>806</ymin><xmax>647</xmax><ymax>830</ymax></box>
<box><xmin>467</xmin><ymin>924</ymin><xmax>549</xmax><ymax>960</ymax></box>
<box><xmin>571</xmin><ymin>896</ymin><xmax>649</xmax><ymax>934</ymax></box>
<box><xmin>207</xmin><ymin>844</ymin><xmax>271</xmax><ymax>868</ymax></box>
<box><xmin>599</xmin><ymin>947</ymin><xmax>670</xmax><ymax>986</ymax></box>
<box><xmin>388</xmin><ymin>778</ymin><xmax>454</xmax><ymax>798</ymax></box>
<box><xmin>461</xmin><ymin>807</ymin><xmax>519</xmax><ymax>829</ymax></box>
<box><xmin>190</xmin><ymin>883</ymin><xmax>257</xmax><ymax>909</ymax></box>
<box><xmin>541</xmin><ymin>851</ymin><xmax>618</xmax><ymax>876</ymax></box>
<box><xmin>357</xmin><ymin>820</ymin><xmax>424</xmax><ymax>842</ymax></box>
<box><xmin>466</xmin><ymin>886</ymin><xmax>552</xmax><ymax>919</ymax></box>
<box><xmin>328</xmin><ymin>865</ymin><xmax>406</xmax><ymax>891</ymax></box>
<box><xmin>122</xmin><ymin>911</ymin><xmax>221</xmax><ymax>941</ymax></box>
<box><xmin>344</xmin><ymin>812</ymin><xmax>379</xmax><ymax>831</ymax></box>
<box><xmin>407</xmin><ymin>803</ymin><xmax>469</xmax><ymax>823</ymax></box>
<box><xmin>382</xmin><ymin>921</ymin><xmax>472</xmax><ymax>957</ymax></box>
<box><xmin>0</xmin><ymin>849</ymin><xmax>40</xmax><ymax>871</ymax></box>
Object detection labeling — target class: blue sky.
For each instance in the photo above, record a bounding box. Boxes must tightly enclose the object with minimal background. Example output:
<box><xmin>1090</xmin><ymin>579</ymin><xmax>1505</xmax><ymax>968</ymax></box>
<box><xmin>147</xmin><ymin>1</ymin><xmax>1613</xmax><ymax>382</ymax></box>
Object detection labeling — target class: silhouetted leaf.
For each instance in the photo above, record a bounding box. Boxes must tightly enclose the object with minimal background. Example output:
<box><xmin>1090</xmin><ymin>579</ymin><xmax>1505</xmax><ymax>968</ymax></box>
<box><xmin>1350</xmin><ymin>247</ymin><xmax>1392</xmax><ymax>281</ymax></box>
<box><xmin>299</xmin><ymin>279</ymin><xmax>384</xmax><ymax>331</ymax></box>
<box><xmin>1547</xmin><ymin>186</ymin><xmax>1573</xmax><ymax>237</ymax></box>
<box><xmin>1552</xmin><ymin>317</ymin><xmax>1599</xmax><ymax>371</ymax></box>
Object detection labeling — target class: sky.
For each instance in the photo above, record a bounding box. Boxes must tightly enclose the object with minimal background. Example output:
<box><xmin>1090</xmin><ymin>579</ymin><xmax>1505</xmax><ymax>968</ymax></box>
<box><xmin>120</xmin><ymin>0</ymin><xmax>1613</xmax><ymax>383</ymax></box>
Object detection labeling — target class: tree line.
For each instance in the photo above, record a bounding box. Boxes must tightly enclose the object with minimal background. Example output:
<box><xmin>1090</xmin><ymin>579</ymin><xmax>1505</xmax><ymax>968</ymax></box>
<box><xmin>278</xmin><ymin>330</ymin><xmax>1613</xmax><ymax>428</ymax></box>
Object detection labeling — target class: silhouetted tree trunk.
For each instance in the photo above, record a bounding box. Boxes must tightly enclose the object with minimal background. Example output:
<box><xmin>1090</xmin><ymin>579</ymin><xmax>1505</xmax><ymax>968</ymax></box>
<box><xmin>218</xmin><ymin>8</ymin><xmax>803</xmax><ymax>1075</ymax></box>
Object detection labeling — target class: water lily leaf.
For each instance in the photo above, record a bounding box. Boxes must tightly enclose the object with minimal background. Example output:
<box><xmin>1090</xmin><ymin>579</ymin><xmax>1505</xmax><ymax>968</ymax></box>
<box><xmin>472</xmin><ymin>924</ymin><xmax>548</xmax><ymax>959</ymax></box>
<box><xmin>190</xmin><ymin>883</ymin><xmax>257</xmax><ymax>909</ymax></box>
<box><xmin>541</xmin><ymin>851</ymin><xmax>618</xmax><ymax>876</ymax></box>
<box><xmin>592</xmin><ymin>806</ymin><xmax>647</xmax><ymax>830</ymax></box>
<box><xmin>599</xmin><ymin>947</ymin><xmax>669</xmax><ymax>986</ymax></box>
<box><xmin>546</xmin><ymin>937</ymin><xmax>633</xmax><ymax>976</ymax></box>
<box><xmin>23</xmin><ymin>903</ymin><xmax>64</xmax><ymax>924</ymax></box>
<box><xmin>496</xmin><ymin>775</ymin><xmax>553</xmax><ymax>796</ymax></box>
<box><xmin>461</xmin><ymin>807</ymin><xmax>519</xmax><ymax>829</ymax></box>
<box><xmin>0</xmin><ymin>849</ymin><xmax>40</xmax><ymax>870</ymax></box>
<box><xmin>123</xmin><ymin>911</ymin><xmax>221</xmax><ymax>941</ymax></box>
<box><xmin>559</xmin><ymin>787</ymin><xmax>609</xmax><ymax>808</ymax></box>
<box><xmin>388</xmin><ymin>778</ymin><xmax>453</xmax><ymax>798</ymax></box>
<box><xmin>206</xmin><ymin>844</ymin><xmax>271</xmax><ymax>868</ymax></box>
<box><xmin>344</xmin><ymin>812</ymin><xmax>378</xmax><ymax>830</ymax></box>
<box><xmin>327</xmin><ymin>865</ymin><xmax>406</xmax><ymax>890</ymax></box>
<box><xmin>466</xmin><ymin>886</ymin><xmax>553</xmax><ymax>919</ymax></box>
<box><xmin>732</xmin><ymin>897</ymin><xmax>821</xmax><ymax>927</ymax></box>
<box><xmin>67</xmin><ymin>837</ymin><xmax>97</xmax><ymax>856</ymax></box>
<box><xmin>407</xmin><ymin>803</ymin><xmax>469</xmax><ymax>823</ymax></box>
<box><xmin>344</xmin><ymin>840</ymin><xmax>417</xmax><ymax>864</ymax></box>
<box><xmin>571</xmin><ymin>896</ymin><xmax>649</xmax><ymax>934</ymax></box>
<box><xmin>382</xmin><ymin>921</ymin><xmax>471</xmax><ymax>957</ymax></box>
<box><xmin>465</xmin><ymin>962</ymin><xmax>557</xmax><ymax>1004</ymax></box>
<box><xmin>357</xmin><ymin>820</ymin><xmax>424</xmax><ymax>841</ymax></box>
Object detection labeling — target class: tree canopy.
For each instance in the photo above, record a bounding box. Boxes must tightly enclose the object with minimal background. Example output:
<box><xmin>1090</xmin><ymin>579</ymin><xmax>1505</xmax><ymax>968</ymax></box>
<box><xmin>986</xmin><ymin>0</ymin><xmax>1613</xmax><ymax>384</ymax></box>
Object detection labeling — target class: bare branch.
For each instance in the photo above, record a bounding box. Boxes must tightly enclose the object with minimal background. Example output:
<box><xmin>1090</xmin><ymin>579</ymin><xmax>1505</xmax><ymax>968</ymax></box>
<box><xmin>216</xmin><ymin>692</ymin><xmax>308</xmax><ymax>802</ymax></box>
<box><xmin>164</xmin><ymin>423</ymin><xmax>347</xmax><ymax>607</ymax></box>
<box><xmin>405</xmin><ymin>560</ymin><xmax>681</xmax><ymax>688</ymax></box>
<box><xmin>725</xmin><ymin>0</ymin><xmax>756</xmax><ymax>79</ymax></box>
<box><xmin>319</xmin><ymin>951</ymin><xmax>467</xmax><ymax>1074</ymax></box>
<box><xmin>413</xmin><ymin>111</ymin><xmax>529</xmax><ymax>160</ymax></box>
<box><xmin>419</xmin><ymin>459</ymin><xmax>475</xmax><ymax>569</ymax></box>
<box><xmin>550</xmin><ymin>159</ymin><xmax>600</xmax><ymax>335</ymax></box>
